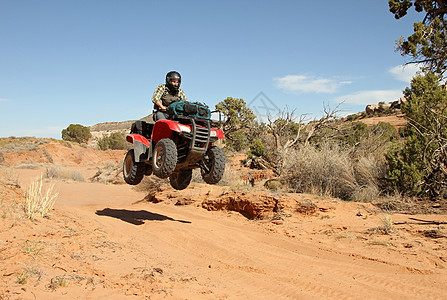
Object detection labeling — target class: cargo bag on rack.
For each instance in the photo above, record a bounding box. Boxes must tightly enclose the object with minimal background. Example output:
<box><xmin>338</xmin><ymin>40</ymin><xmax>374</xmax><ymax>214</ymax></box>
<box><xmin>166</xmin><ymin>100</ymin><xmax>211</xmax><ymax>119</ymax></box>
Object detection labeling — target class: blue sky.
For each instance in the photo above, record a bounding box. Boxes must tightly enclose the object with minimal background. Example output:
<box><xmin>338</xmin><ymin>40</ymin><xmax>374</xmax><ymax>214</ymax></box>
<box><xmin>0</xmin><ymin>0</ymin><xmax>421</xmax><ymax>139</ymax></box>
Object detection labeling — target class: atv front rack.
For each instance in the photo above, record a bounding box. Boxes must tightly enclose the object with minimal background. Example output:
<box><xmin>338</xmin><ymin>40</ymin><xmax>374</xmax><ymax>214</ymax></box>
<box><xmin>172</xmin><ymin>115</ymin><xmax>211</xmax><ymax>170</ymax></box>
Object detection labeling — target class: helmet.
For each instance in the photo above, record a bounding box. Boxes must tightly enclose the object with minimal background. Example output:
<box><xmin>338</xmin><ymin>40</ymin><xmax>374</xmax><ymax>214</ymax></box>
<box><xmin>166</xmin><ymin>71</ymin><xmax>181</xmax><ymax>93</ymax></box>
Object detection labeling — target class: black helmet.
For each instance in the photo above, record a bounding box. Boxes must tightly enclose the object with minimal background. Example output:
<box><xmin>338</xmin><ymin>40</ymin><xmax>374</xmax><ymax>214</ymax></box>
<box><xmin>166</xmin><ymin>71</ymin><xmax>181</xmax><ymax>93</ymax></box>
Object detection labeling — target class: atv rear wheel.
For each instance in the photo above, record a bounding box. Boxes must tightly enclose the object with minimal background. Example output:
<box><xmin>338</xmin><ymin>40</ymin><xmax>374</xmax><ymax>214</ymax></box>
<box><xmin>123</xmin><ymin>149</ymin><xmax>146</xmax><ymax>185</ymax></box>
<box><xmin>152</xmin><ymin>138</ymin><xmax>178</xmax><ymax>179</ymax></box>
<box><xmin>169</xmin><ymin>169</ymin><xmax>193</xmax><ymax>190</ymax></box>
<box><xmin>201</xmin><ymin>146</ymin><xmax>226</xmax><ymax>184</ymax></box>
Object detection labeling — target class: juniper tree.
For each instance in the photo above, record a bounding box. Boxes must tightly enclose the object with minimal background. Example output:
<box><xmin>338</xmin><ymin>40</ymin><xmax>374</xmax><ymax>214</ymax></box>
<box><xmin>387</xmin><ymin>1</ymin><xmax>447</xmax><ymax>198</ymax></box>
<box><xmin>389</xmin><ymin>0</ymin><xmax>447</xmax><ymax>76</ymax></box>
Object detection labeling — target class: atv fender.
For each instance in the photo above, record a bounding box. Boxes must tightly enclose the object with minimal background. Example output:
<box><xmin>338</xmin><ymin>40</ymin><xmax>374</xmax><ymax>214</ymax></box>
<box><xmin>151</xmin><ymin>119</ymin><xmax>184</xmax><ymax>143</ymax></box>
<box><xmin>126</xmin><ymin>134</ymin><xmax>151</xmax><ymax>162</ymax></box>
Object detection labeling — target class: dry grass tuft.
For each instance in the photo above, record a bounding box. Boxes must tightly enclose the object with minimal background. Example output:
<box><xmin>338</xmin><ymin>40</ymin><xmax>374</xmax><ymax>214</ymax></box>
<box><xmin>352</xmin><ymin>184</ymin><xmax>381</xmax><ymax>202</ymax></box>
<box><xmin>24</xmin><ymin>240</ymin><xmax>44</xmax><ymax>259</ymax></box>
<box><xmin>0</xmin><ymin>166</ymin><xmax>20</xmax><ymax>188</ymax></box>
<box><xmin>44</xmin><ymin>165</ymin><xmax>84</xmax><ymax>182</ymax></box>
<box><xmin>370</xmin><ymin>214</ymin><xmax>394</xmax><ymax>235</ymax></box>
<box><xmin>336</xmin><ymin>232</ymin><xmax>356</xmax><ymax>240</ymax></box>
<box><xmin>192</xmin><ymin>163</ymin><xmax>243</xmax><ymax>187</ymax></box>
<box><xmin>48</xmin><ymin>275</ymin><xmax>71</xmax><ymax>289</ymax></box>
<box><xmin>285</xmin><ymin>144</ymin><xmax>357</xmax><ymax>200</ymax></box>
<box><xmin>14</xmin><ymin>163</ymin><xmax>47</xmax><ymax>169</ymax></box>
<box><xmin>25</xmin><ymin>175</ymin><xmax>58</xmax><ymax>220</ymax></box>
<box><xmin>16</xmin><ymin>266</ymin><xmax>42</xmax><ymax>285</ymax></box>
<box><xmin>283</xmin><ymin>143</ymin><xmax>386</xmax><ymax>201</ymax></box>
<box><xmin>296</xmin><ymin>199</ymin><xmax>318</xmax><ymax>215</ymax></box>
<box><xmin>373</xmin><ymin>192</ymin><xmax>423</xmax><ymax>213</ymax></box>
<box><xmin>89</xmin><ymin>162</ymin><xmax>122</xmax><ymax>184</ymax></box>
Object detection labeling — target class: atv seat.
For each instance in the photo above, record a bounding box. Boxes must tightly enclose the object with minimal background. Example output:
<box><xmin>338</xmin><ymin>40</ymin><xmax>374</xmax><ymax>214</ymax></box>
<box><xmin>130</xmin><ymin>121</ymin><xmax>153</xmax><ymax>139</ymax></box>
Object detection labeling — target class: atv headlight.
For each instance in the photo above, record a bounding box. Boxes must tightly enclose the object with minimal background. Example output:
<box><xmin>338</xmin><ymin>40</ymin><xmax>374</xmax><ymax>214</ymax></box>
<box><xmin>210</xmin><ymin>130</ymin><xmax>217</xmax><ymax>137</ymax></box>
<box><xmin>178</xmin><ymin>124</ymin><xmax>191</xmax><ymax>133</ymax></box>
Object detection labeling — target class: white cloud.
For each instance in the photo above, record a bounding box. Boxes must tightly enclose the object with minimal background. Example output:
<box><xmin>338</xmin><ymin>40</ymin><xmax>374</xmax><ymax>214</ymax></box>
<box><xmin>274</xmin><ymin>75</ymin><xmax>351</xmax><ymax>94</ymax></box>
<box><xmin>0</xmin><ymin>98</ymin><xmax>10</xmax><ymax>102</ymax></box>
<box><xmin>333</xmin><ymin>90</ymin><xmax>404</xmax><ymax>105</ymax></box>
<box><xmin>389</xmin><ymin>64</ymin><xmax>423</xmax><ymax>83</ymax></box>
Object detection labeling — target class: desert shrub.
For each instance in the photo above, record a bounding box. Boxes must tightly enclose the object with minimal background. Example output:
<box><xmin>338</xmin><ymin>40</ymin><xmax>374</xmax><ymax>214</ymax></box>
<box><xmin>62</xmin><ymin>124</ymin><xmax>92</xmax><ymax>144</ymax></box>
<box><xmin>351</xmin><ymin>123</ymin><xmax>397</xmax><ymax>161</ymax></box>
<box><xmin>308</xmin><ymin>121</ymin><xmax>395</xmax><ymax>161</ymax></box>
<box><xmin>14</xmin><ymin>163</ymin><xmax>46</xmax><ymax>169</ymax></box>
<box><xmin>371</xmin><ymin>122</ymin><xmax>398</xmax><ymax>141</ymax></box>
<box><xmin>346</xmin><ymin>113</ymin><xmax>361</xmax><ymax>121</ymax></box>
<box><xmin>192</xmin><ymin>163</ymin><xmax>242</xmax><ymax>187</ymax></box>
<box><xmin>97</xmin><ymin>132</ymin><xmax>127</xmax><ymax>150</ymax></box>
<box><xmin>372</xmin><ymin>215</ymin><xmax>394</xmax><ymax>235</ymax></box>
<box><xmin>0</xmin><ymin>151</ymin><xmax>4</xmax><ymax>164</ymax></box>
<box><xmin>354</xmin><ymin>156</ymin><xmax>386</xmax><ymax>188</ymax></box>
<box><xmin>247</xmin><ymin>138</ymin><xmax>268</xmax><ymax>159</ymax></box>
<box><xmin>222</xmin><ymin>131</ymin><xmax>248</xmax><ymax>152</ymax></box>
<box><xmin>308</xmin><ymin>121</ymin><xmax>370</xmax><ymax>149</ymax></box>
<box><xmin>0</xmin><ymin>167</ymin><xmax>19</xmax><ymax>187</ymax></box>
<box><xmin>89</xmin><ymin>162</ymin><xmax>122</xmax><ymax>184</ymax></box>
<box><xmin>352</xmin><ymin>184</ymin><xmax>381</xmax><ymax>202</ymax></box>
<box><xmin>340</xmin><ymin>122</ymin><xmax>369</xmax><ymax>146</ymax></box>
<box><xmin>284</xmin><ymin>143</ymin><xmax>357</xmax><ymax>200</ymax></box>
<box><xmin>42</xmin><ymin>148</ymin><xmax>54</xmax><ymax>163</ymax></box>
<box><xmin>386</xmin><ymin>73</ymin><xmax>447</xmax><ymax>198</ymax></box>
<box><xmin>284</xmin><ymin>143</ymin><xmax>385</xmax><ymax>201</ymax></box>
<box><xmin>44</xmin><ymin>165</ymin><xmax>84</xmax><ymax>182</ymax></box>
<box><xmin>216</xmin><ymin>165</ymin><xmax>242</xmax><ymax>186</ymax></box>
<box><xmin>25</xmin><ymin>176</ymin><xmax>58</xmax><ymax>219</ymax></box>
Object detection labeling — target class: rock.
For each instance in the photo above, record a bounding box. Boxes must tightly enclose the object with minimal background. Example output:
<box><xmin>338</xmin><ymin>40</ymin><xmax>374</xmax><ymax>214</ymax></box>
<box><xmin>175</xmin><ymin>198</ymin><xmax>195</xmax><ymax>206</ymax></box>
<box><xmin>378</xmin><ymin>103</ymin><xmax>392</xmax><ymax>112</ymax></box>
<box><xmin>202</xmin><ymin>191</ymin><xmax>283</xmax><ymax>219</ymax></box>
<box><xmin>272</xmin><ymin>220</ymin><xmax>284</xmax><ymax>225</ymax></box>
<box><xmin>365</xmin><ymin>104</ymin><xmax>379</xmax><ymax>114</ymax></box>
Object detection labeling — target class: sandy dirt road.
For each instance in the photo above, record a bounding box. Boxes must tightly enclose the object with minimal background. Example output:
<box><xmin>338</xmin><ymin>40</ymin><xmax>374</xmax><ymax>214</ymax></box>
<box><xmin>45</xmin><ymin>179</ymin><xmax>446</xmax><ymax>300</ymax></box>
<box><xmin>1</xmin><ymin>163</ymin><xmax>447</xmax><ymax>299</ymax></box>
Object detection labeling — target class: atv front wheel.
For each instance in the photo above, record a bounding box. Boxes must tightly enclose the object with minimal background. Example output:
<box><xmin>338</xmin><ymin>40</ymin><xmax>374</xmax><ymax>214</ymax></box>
<box><xmin>152</xmin><ymin>138</ymin><xmax>178</xmax><ymax>179</ymax></box>
<box><xmin>201</xmin><ymin>146</ymin><xmax>226</xmax><ymax>184</ymax></box>
<box><xmin>169</xmin><ymin>169</ymin><xmax>193</xmax><ymax>190</ymax></box>
<box><xmin>123</xmin><ymin>149</ymin><xmax>146</xmax><ymax>185</ymax></box>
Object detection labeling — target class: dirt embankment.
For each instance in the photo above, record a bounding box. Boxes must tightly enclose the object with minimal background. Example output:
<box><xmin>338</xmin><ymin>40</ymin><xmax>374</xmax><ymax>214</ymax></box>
<box><xmin>1</xmin><ymin>138</ymin><xmax>447</xmax><ymax>299</ymax></box>
<box><xmin>1</xmin><ymin>139</ymin><xmax>125</xmax><ymax>167</ymax></box>
<box><xmin>358</xmin><ymin>114</ymin><xmax>407</xmax><ymax>129</ymax></box>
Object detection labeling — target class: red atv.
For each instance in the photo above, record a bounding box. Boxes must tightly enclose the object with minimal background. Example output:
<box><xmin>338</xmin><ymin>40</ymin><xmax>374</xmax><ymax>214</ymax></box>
<box><xmin>123</xmin><ymin>101</ymin><xmax>225</xmax><ymax>190</ymax></box>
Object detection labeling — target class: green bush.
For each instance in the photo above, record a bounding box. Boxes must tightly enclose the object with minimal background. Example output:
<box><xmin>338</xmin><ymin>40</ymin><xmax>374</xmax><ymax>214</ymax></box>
<box><xmin>341</xmin><ymin>122</ymin><xmax>369</xmax><ymax>146</ymax></box>
<box><xmin>370</xmin><ymin>122</ymin><xmax>398</xmax><ymax>142</ymax></box>
<box><xmin>346</xmin><ymin>114</ymin><xmax>360</xmax><ymax>121</ymax></box>
<box><xmin>386</xmin><ymin>141</ymin><xmax>425</xmax><ymax>195</ymax></box>
<box><xmin>248</xmin><ymin>138</ymin><xmax>267</xmax><ymax>158</ymax></box>
<box><xmin>222</xmin><ymin>131</ymin><xmax>247</xmax><ymax>152</ymax></box>
<box><xmin>97</xmin><ymin>132</ymin><xmax>127</xmax><ymax>150</ymax></box>
<box><xmin>386</xmin><ymin>73</ymin><xmax>447</xmax><ymax>198</ymax></box>
<box><xmin>61</xmin><ymin>124</ymin><xmax>92</xmax><ymax>144</ymax></box>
